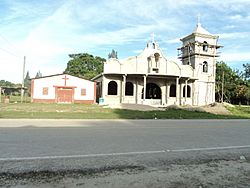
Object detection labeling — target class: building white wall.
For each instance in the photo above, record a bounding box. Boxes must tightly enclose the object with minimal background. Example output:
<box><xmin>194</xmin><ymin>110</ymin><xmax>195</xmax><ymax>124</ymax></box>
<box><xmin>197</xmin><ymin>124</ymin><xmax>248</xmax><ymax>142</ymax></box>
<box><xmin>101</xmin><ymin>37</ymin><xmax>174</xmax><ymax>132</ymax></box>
<box><xmin>32</xmin><ymin>74</ymin><xmax>95</xmax><ymax>102</ymax></box>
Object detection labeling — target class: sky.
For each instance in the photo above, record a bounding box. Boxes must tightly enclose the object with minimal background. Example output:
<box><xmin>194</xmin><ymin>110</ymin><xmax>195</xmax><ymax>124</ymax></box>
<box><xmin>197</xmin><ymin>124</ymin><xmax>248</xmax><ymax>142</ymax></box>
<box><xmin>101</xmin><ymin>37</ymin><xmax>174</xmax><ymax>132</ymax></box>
<box><xmin>0</xmin><ymin>0</ymin><xmax>250</xmax><ymax>83</ymax></box>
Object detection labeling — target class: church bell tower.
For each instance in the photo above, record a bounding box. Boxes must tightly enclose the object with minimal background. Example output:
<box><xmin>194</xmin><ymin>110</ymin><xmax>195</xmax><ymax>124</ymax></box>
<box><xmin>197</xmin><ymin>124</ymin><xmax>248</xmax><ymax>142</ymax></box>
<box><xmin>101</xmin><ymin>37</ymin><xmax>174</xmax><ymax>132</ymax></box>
<box><xmin>178</xmin><ymin>21</ymin><xmax>222</xmax><ymax>105</ymax></box>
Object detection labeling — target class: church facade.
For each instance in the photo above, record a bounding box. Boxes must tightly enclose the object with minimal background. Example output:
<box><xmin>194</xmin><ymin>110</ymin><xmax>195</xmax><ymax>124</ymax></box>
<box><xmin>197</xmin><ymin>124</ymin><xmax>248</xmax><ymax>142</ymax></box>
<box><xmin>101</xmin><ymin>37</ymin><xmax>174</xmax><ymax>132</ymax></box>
<box><xmin>31</xmin><ymin>74</ymin><xmax>96</xmax><ymax>104</ymax></box>
<box><xmin>93</xmin><ymin>23</ymin><xmax>221</xmax><ymax>106</ymax></box>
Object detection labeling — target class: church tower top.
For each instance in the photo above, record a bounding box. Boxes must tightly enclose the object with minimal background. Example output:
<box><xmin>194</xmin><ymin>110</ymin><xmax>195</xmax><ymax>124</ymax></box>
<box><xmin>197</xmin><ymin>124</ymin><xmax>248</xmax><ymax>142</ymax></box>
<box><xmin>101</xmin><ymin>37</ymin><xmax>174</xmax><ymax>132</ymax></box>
<box><xmin>193</xmin><ymin>21</ymin><xmax>211</xmax><ymax>35</ymax></box>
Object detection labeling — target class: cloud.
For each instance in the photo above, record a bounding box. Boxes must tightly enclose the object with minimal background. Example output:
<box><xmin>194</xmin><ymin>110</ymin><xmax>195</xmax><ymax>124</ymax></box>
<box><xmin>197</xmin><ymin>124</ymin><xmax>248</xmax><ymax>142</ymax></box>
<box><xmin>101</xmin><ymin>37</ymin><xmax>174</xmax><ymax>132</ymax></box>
<box><xmin>165</xmin><ymin>38</ymin><xmax>181</xmax><ymax>44</ymax></box>
<box><xmin>1</xmin><ymin>0</ymin><xmax>250</xmax><ymax>82</ymax></box>
<box><xmin>218</xmin><ymin>32</ymin><xmax>250</xmax><ymax>39</ymax></box>
<box><xmin>219</xmin><ymin>52</ymin><xmax>250</xmax><ymax>62</ymax></box>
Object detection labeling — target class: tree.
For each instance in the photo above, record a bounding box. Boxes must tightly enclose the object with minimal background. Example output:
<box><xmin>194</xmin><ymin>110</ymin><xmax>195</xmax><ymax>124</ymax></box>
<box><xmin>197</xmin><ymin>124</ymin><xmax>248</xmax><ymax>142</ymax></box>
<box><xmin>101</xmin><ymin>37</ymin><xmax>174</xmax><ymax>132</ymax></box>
<box><xmin>24</xmin><ymin>71</ymin><xmax>31</xmax><ymax>96</ymax></box>
<box><xmin>243</xmin><ymin>63</ymin><xmax>250</xmax><ymax>80</ymax></box>
<box><xmin>108</xmin><ymin>49</ymin><xmax>118</xmax><ymax>59</ymax></box>
<box><xmin>216</xmin><ymin>61</ymin><xmax>250</xmax><ymax>105</ymax></box>
<box><xmin>35</xmin><ymin>70</ymin><xmax>42</xmax><ymax>78</ymax></box>
<box><xmin>64</xmin><ymin>53</ymin><xmax>105</xmax><ymax>80</ymax></box>
<box><xmin>0</xmin><ymin>80</ymin><xmax>15</xmax><ymax>87</ymax></box>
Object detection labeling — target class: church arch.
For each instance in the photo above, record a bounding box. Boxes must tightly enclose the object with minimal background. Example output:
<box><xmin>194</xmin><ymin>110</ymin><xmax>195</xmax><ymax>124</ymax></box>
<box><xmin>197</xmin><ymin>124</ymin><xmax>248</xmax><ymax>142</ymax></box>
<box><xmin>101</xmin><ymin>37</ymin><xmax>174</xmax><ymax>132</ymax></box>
<box><xmin>108</xmin><ymin>81</ymin><xmax>117</xmax><ymax>95</ymax></box>
<box><xmin>170</xmin><ymin>84</ymin><xmax>176</xmax><ymax>97</ymax></box>
<box><xmin>141</xmin><ymin>83</ymin><xmax>161</xmax><ymax>99</ymax></box>
<box><xmin>183</xmin><ymin>85</ymin><xmax>191</xmax><ymax>98</ymax></box>
<box><xmin>125</xmin><ymin>82</ymin><xmax>133</xmax><ymax>96</ymax></box>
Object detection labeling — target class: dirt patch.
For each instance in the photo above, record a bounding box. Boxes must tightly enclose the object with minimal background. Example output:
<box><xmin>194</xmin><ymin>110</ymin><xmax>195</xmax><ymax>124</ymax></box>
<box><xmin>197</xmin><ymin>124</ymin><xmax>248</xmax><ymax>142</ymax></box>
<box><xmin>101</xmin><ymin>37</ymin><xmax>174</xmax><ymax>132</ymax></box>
<box><xmin>198</xmin><ymin>103</ymin><xmax>231</xmax><ymax>115</ymax></box>
<box><xmin>115</xmin><ymin>103</ymin><xmax>231</xmax><ymax>115</ymax></box>
<box><xmin>1</xmin><ymin>160</ymin><xmax>250</xmax><ymax>188</ymax></box>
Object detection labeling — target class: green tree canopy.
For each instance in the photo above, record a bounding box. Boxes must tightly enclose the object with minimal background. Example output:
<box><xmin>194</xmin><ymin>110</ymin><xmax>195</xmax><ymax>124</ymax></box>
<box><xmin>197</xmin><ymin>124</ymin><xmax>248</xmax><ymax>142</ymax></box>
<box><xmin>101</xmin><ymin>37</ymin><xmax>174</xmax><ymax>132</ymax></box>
<box><xmin>108</xmin><ymin>49</ymin><xmax>118</xmax><ymax>59</ymax></box>
<box><xmin>64</xmin><ymin>53</ymin><xmax>105</xmax><ymax>80</ymax></box>
<box><xmin>35</xmin><ymin>70</ymin><xmax>42</xmax><ymax>78</ymax></box>
<box><xmin>216</xmin><ymin>61</ymin><xmax>250</xmax><ymax>104</ymax></box>
<box><xmin>24</xmin><ymin>71</ymin><xmax>31</xmax><ymax>87</ymax></box>
<box><xmin>0</xmin><ymin>80</ymin><xmax>15</xmax><ymax>87</ymax></box>
<box><xmin>24</xmin><ymin>71</ymin><xmax>31</xmax><ymax>96</ymax></box>
<box><xmin>243</xmin><ymin>63</ymin><xmax>250</xmax><ymax>80</ymax></box>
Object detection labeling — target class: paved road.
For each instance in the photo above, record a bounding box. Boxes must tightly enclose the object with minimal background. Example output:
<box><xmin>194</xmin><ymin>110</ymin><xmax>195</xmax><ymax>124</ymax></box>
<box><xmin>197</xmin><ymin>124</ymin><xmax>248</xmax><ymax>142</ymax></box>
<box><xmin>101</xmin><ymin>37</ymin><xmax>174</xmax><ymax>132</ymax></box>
<box><xmin>0</xmin><ymin>119</ymin><xmax>249</xmax><ymax>173</ymax></box>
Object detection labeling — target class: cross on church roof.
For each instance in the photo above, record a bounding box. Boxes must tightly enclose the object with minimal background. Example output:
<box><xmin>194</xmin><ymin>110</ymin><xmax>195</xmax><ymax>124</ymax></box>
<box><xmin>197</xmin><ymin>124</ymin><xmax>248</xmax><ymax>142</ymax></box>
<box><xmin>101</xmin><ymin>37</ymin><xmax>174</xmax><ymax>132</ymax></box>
<box><xmin>62</xmin><ymin>75</ymin><xmax>69</xmax><ymax>86</ymax></box>
<box><xmin>151</xmin><ymin>32</ymin><xmax>155</xmax><ymax>43</ymax></box>
<box><xmin>197</xmin><ymin>13</ymin><xmax>201</xmax><ymax>26</ymax></box>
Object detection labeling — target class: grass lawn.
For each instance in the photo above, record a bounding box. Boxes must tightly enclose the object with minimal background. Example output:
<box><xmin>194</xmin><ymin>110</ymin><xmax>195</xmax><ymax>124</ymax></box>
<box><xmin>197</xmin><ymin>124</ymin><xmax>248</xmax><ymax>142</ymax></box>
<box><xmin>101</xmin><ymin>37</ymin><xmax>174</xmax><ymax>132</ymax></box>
<box><xmin>226</xmin><ymin>105</ymin><xmax>250</xmax><ymax>119</ymax></box>
<box><xmin>0</xmin><ymin>102</ymin><xmax>249</xmax><ymax>119</ymax></box>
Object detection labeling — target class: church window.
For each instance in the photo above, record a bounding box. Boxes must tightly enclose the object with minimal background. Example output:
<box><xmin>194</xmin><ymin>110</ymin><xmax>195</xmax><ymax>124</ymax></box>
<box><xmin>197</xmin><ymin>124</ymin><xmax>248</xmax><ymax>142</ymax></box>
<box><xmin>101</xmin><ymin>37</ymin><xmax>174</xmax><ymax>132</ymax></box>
<box><xmin>203</xmin><ymin>61</ymin><xmax>208</xmax><ymax>73</ymax></box>
<box><xmin>203</xmin><ymin>41</ymin><xmax>208</xmax><ymax>52</ymax></box>
<box><xmin>81</xmin><ymin>88</ymin><xmax>86</xmax><ymax>96</ymax></box>
<box><xmin>183</xmin><ymin>85</ymin><xmax>191</xmax><ymax>98</ymax></box>
<box><xmin>154</xmin><ymin>53</ymin><xmax>160</xmax><ymax>67</ymax></box>
<box><xmin>189</xmin><ymin>45</ymin><xmax>192</xmax><ymax>53</ymax></box>
<box><xmin>170</xmin><ymin>84</ymin><xmax>176</xmax><ymax>97</ymax></box>
<box><xmin>42</xmin><ymin>87</ymin><xmax>48</xmax><ymax>95</ymax></box>
<box><xmin>108</xmin><ymin>81</ymin><xmax>117</xmax><ymax>95</ymax></box>
<box><xmin>125</xmin><ymin>82</ymin><xmax>133</xmax><ymax>96</ymax></box>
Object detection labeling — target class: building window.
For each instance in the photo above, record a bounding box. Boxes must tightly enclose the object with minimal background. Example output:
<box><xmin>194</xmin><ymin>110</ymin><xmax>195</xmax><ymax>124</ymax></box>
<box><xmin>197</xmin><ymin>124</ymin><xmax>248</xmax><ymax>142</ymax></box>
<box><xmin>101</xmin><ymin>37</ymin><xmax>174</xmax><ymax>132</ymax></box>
<box><xmin>203</xmin><ymin>61</ymin><xmax>208</xmax><ymax>73</ymax></box>
<box><xmin>154</xmin><ymin>53</ymin><xmax>160</xmax><ymax>67</ymax></box>
<box><xmin>203</xmin><ymin>41</ymin><xmax>208</xmax><ymax>52</ymax></box>
<box><xmin>169</xmin><ymin>84</ymin><xmax>176</xmax><ymax>97</ymax></box>
<box><xmin>81</xmin><ymin>88</ymin><xmax>86</xmax><ymax>96</ymax></box>
<box><xmin>125</xmin><ymin>82</ymin><xmax>133</xmax><ymax>96</ymax></box>
<box><xmin>42</xmin><ymin>87</ymin><xmax>48</xmax><ymax>95</ymax></box>
<box><xmin>188</xmin><ymin>45</ymin><xmax>192</xmax><ymax>53</ymax></box>
<box><xmin>108</xmin><ymin>81</ymin><xmax>117</xmax><ymax>95</ymax></box>
<box><xmin>183</xmin><ymin>85</ymin><xmax>191</xmax><ymax>98</ymax></box>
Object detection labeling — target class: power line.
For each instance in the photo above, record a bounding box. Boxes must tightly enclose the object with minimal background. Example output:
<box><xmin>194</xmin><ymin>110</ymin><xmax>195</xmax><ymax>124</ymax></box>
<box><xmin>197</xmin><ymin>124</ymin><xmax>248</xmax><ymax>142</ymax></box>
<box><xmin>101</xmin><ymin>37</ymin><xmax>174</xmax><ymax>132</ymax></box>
<box><xmin>0</xmin><ymin>47</ymin><xmax>21</xmax><ymax>58</ymax></box>
<box><xmin>0</xmin><ymin>32</ymin><xmax>22</xmax><ymax>58</ymax></box>
<box><xmin>0</xmin><ymin>33</ymin><xmax>19</xmax><ymax>51</ymax></box>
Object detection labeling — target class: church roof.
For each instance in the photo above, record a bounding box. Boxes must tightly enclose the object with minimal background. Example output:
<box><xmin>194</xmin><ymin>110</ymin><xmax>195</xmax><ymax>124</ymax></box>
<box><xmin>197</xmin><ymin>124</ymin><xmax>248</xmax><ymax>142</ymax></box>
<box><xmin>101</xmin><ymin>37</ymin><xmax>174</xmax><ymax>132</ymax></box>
<box><xmin>193</xmin><ymin>22</ymin><xmax>211</xmax><ymax>35</ymax></box>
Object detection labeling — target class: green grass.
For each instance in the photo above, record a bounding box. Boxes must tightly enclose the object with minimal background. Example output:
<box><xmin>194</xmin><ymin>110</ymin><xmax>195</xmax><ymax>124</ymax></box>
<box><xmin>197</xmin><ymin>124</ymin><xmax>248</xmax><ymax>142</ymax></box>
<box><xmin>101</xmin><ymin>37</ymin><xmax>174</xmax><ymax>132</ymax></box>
<box><xmin>1</xmin><ymin>95</ymin><xmax>31</xmax><ymax>103</ymax></box>
<box><xmin>226</xmin><ymin>105</ymin><xmax>250</xmax><ymax>118</ymax></box>
<box><xmin>0</xmin><ymin>102</ymin><xmax>248</xmax><ymax>119</ymax></box>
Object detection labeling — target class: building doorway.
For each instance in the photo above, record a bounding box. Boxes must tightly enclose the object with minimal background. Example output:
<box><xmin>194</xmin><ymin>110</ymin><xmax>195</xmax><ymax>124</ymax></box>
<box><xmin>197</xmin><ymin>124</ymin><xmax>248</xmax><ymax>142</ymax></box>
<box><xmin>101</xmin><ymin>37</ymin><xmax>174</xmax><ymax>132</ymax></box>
<box><xmin>56</xmin><ymin>87</ymin><xmax>74</xmax><ymax>103</ymax></box>
<box><xmin>142</xmin><ymin>83</ymin><xmax>161</xmax><ymax>99</ymax></box>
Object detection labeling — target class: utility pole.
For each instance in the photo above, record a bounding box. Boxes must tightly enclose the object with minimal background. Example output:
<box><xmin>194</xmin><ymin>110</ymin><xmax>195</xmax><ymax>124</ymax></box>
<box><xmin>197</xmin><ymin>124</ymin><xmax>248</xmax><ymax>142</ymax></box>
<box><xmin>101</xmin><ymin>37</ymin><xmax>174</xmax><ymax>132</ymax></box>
<box><xmin>221</xmin><ymin>71</ymin><xmax>224</xmax><ymax>103</ymax></box>
<box><xmin>21</xmin><ymin>56</ymin><xmax>26</xmax><ymax>103</ymax></box>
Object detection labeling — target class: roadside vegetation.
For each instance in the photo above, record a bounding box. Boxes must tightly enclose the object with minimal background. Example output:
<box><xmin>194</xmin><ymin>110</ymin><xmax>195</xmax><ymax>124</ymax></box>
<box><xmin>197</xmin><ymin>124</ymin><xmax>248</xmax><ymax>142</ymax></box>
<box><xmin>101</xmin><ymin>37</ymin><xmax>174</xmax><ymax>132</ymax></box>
<box><xmin>0</xmin><ymin>102</ymin><xmax>249</xmax><ymax>119</ymax></box>
<box><xmin>225</xmin><ymin>105</ymin><xmax>250</xmax><ymax>118</ymax></box>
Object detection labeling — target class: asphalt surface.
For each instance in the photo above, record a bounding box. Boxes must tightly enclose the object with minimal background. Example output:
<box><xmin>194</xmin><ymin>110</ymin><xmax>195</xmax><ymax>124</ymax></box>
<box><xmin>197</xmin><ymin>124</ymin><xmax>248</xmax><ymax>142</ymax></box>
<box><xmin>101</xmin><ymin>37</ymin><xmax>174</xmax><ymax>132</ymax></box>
<box><xmin>0</xmin><ymin>119</ymin><xmax>249</xmax><ymax>166</ymax></box>
<box><xmin>0</xmin><ymin>119</ymin><xmax>249</xmax><ymax>156</ymax></box>
<box><xmin>0</xmin><ymin>119</ymin><xmax>250</xmax><ymax>187</ymax></box>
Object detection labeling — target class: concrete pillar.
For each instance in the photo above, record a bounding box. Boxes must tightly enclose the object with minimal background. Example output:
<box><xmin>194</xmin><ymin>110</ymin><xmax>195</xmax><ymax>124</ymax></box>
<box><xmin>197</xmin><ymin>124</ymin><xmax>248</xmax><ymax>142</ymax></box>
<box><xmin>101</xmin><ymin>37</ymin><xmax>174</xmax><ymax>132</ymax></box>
<box><xmin>176</xmin><ymin>77</ymin><xmax>179</xmax><ymax>105</ymax></box>
<box><xmin>161</xmin><ymin>85</ymin><xmax>166</xmax><ymax>106</ymax></box>
<box><xmin>166</xmin><ymin>82</ymin><xmax>169</xmax><ymax>105</ymax></box>
<box><xmin>122</xmin><ymin>75</ymin><xmax>126</xmax><ymax>103</ymax></box>
<box><xmin>192</xmin><ymin>82</ymin><xmax>195</xmax><ymax>106</ymax></box>
<box><xmin>185</xmin><ymin>79</ymin><xmax>188</xmax><ymax>103</ymax></box>
<box><xmin>143</xmin><ymin>75</ymin><xmax>147</xmax><ymax>102</ymax></box>
<box><xmin>102</xmin><ymin>75</ymin><xmax>106</xmax><ymax>97</ymax></box>
<box><xmin>135</xmin><ymin>79</ymin><xmax>138</xmax><ymax>104</ymax></box>
<box><xmin>179</xmin><ymin>82</ymin><xmax>182</xmax><ymax>105</ymax></box>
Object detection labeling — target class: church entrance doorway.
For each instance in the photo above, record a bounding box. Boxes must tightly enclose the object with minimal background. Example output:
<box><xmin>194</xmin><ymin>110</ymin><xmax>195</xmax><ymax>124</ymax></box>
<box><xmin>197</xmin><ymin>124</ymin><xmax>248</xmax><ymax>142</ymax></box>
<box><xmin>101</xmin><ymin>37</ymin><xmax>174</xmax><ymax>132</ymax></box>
<box><xmin>141</xmin><ymin>83</ymin><xmax>162</xmax><ymax>105</ymax></box>
<box><xmin>56</xmin><ymin>87</ymin><xmax>74</xmax><ymax>103</ymax></box>
<box><xmin>142</xmin><ymin>83</ymin><xmax>161</xmax><ymax>99</ymax></box>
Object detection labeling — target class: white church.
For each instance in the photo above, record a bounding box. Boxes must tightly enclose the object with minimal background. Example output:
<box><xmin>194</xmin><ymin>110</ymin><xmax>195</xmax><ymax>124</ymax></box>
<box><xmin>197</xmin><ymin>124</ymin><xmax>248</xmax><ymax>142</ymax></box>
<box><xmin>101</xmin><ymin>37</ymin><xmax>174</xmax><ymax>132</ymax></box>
<box><xmin>93</xmin><ymin>22</ymin><xmax>222</xmax><ymax>106</ymax></box>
